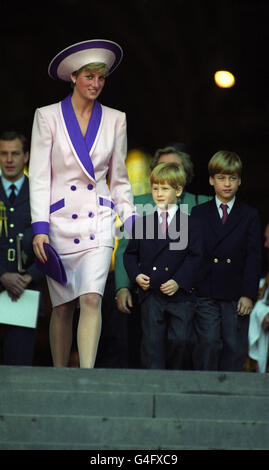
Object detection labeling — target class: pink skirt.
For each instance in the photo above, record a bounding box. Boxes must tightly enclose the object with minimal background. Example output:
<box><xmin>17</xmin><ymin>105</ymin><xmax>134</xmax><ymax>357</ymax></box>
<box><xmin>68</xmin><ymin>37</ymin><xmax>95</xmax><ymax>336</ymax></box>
<box><xmin>46</xmin><ymin>246</ymin><xmax>113</xmax><ymax>307</ymax></box>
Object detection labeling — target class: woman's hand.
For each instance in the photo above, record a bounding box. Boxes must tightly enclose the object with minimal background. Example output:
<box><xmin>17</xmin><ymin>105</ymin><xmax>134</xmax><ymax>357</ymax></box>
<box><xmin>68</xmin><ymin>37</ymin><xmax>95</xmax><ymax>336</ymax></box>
<box><xmin>116</xmin><ymin>288</ymin><xmax>133</xmax><ymax>314</ymax></box>
<box><xmin>33</xmin><ymin>234</ymin><xmax>49</xmax><ymax>264</ymax></box>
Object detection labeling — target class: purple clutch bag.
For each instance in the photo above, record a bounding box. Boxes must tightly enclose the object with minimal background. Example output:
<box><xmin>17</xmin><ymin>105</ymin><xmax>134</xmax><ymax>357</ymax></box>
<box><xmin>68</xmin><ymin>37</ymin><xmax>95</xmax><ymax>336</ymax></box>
<box><xmin>35</xmin><ymin>243</ymin><xmax>67</xmax><ymax>286</ymax></box>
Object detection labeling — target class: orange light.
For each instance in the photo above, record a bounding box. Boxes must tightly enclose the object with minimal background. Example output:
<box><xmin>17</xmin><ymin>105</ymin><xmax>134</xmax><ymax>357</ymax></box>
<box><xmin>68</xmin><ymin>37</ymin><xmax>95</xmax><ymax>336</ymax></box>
<box><xmin>214</xmin><ymin>70</ymin><xmax>235</xmax><ymax>88</ymax></box>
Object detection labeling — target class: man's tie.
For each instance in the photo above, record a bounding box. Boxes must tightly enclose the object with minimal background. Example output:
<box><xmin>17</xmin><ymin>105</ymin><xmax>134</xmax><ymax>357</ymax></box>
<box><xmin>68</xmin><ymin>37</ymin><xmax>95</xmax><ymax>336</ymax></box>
<box><xmin>8</xmin><ymin>184</ymin><xmax>16</xmax><ymax>204</ymax></box>
<box><xmin>220</xmin><ymin>203</ymin><xmax>228</xmax><ymax>224</ymax></box>
<box><xmin>160</xmin><ymin>211</ymin><xmax>168</xmax><ymax>234</ymax></box>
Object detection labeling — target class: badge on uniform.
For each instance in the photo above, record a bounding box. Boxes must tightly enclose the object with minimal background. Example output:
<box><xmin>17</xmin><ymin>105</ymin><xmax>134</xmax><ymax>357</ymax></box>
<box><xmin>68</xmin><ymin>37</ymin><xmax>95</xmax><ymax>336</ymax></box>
<box><xmin>35</xmin><ymin>243</ymin><xmax>67</xmax><ymax>286</ymax></box>
<box><xmin>0</xmin><ymin>201</ymin><xmax>8</xmax><ymax>236</ymax></box>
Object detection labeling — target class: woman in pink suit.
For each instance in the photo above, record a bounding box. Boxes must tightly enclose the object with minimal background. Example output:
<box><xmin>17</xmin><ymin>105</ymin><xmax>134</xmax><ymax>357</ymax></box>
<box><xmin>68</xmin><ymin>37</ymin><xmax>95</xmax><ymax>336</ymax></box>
<box><xmin>29</xmin><ymin>40</ymin><xmax>136</xmax><ymax>368</ymax></box>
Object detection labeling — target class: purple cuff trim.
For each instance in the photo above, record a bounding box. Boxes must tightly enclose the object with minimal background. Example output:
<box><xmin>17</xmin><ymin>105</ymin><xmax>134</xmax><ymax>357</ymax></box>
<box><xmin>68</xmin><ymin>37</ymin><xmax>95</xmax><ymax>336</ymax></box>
<box><xmin>124</xmin><ymin>215</ymin><xmax>138</xmax><ymax>234</ymax></box>
<box><xmin>99</xmin><ymin>197</ymin><xmax>115</xmax><ymax>210</ymax></box>
<box><xmin>32</xmin><ymin>221</ymin><xmax>50</xmax><ymax>236</ymax></box>
<box><xmin>50</xmin><ymin>198</ymin><xmax>65</xmax><ymax>214</ymax></box>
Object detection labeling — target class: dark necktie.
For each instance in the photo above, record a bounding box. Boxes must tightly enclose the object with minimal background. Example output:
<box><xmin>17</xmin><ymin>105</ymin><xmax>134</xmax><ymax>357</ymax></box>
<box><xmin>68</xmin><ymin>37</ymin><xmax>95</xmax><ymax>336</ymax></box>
<box><xmin>220</xmin><ymin>203</ymin><xmax>228</xmax><ymax>224</ymax></box>
<box><xmin>8</xmin><ymin>184</ymin><xmax>16</xmax><ymax>204</ymax></box>
<box><xmin>160</xmin><ymin>211</ymin><xmax>168</xmax><ymax>234</ymax></box>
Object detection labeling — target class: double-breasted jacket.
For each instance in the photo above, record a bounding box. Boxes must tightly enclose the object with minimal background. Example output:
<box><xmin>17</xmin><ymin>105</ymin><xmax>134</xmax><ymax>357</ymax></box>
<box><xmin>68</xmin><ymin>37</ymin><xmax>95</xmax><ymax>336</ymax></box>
<box><xmin>29</xmin><ymin>94</ymin><xmax>136</xmax><ymax>255</ymax></box>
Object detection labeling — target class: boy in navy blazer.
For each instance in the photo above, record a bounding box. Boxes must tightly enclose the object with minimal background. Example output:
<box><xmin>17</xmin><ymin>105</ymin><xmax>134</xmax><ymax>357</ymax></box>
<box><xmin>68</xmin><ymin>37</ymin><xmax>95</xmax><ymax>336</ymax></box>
<box><xmin>191</xmin><ymin>151</ymin><xmax>261</xmax><ymax>371</ymax></box>
<box><xmin>124</xmin><ymin>162</ymin><xmax>202</xmax><ymax>369</ymax></box>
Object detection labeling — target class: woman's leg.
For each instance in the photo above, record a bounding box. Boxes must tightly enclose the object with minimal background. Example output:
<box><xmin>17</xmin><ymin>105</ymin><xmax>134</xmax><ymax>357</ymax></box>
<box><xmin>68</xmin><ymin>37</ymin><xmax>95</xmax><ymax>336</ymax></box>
<box><xmin>77</xmin><ymin>293</ymin><xmax>102</xmax><ymax>368</ymax></box>
<box><xmin>49</xmin><ymin>300</ymin><xmax>76</xmax><ymax>367</ymax></box>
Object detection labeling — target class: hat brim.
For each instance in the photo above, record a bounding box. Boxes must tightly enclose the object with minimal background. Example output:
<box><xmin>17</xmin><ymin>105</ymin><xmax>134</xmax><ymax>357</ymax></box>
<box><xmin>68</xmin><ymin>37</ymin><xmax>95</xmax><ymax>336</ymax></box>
<box><xmin>48</xmin><ymin>39</ymin><xmax>123</xmax><ymax>81</ymax></box>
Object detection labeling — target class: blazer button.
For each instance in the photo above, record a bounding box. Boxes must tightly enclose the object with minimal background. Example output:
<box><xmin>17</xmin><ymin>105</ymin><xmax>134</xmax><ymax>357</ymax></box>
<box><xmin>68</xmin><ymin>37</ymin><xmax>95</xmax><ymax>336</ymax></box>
<box><xmin>71</xmin><ymin>185</ymin><xmax>77</xmax><ymax>191</ymax></box>
<box><xmin>72</xmin><ymin>214</ymin><xmax>78</xmax><ymax>219</ymax></box>
<box><xmin>90</xmin><ymin>234</ymin><xmax>95</xmax><ymax>240</ymax></box>
<box><xmin>74</xmin><ymin>238</ymin><xmax>80</xmax><ymax>244</ymax></box>
<box><xmin>9</xmin><ymin>238</ymin><xmax>14</xmax><ymax>243</ymax></box>
<box><xmin>213</xmin><ymin>258</ymin><xmax>219</xmax><ymax>263</ymax></box>
<box><xmin>164</xmin><ymin>267</ymin><xmax>169</xmax><ymax>271</ymax></box>
<box><xmin>87</xmin><ymin>184</ymin><xmax>93</xmax><ymax>190</ymax></box>
<box><xmin>152</xmin><ymin>266</ymin><xmax>157</xmax><ymax>271</ymax></box>
<box><xmin>10</xmin><ymin>207</ymin><xmax>15</xmax><ymax>212</ymax></box>
<box><xmin>226</xmin><ymin>258</ymin><xmax>232</xmax><ymax>263</ymax></box>
<box><xmin>88</xmin><ymin>212</ymin><xmax>94</xmax><ymax>218</ymax></box>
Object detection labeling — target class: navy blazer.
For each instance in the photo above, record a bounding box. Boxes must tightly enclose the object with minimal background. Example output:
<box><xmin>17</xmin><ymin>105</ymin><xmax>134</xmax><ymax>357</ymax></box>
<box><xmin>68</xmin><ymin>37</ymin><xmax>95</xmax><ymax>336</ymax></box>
<box><xmin>0</xmin><ymin>177</ymin><xmax>44</xmax><ymax>287</ymax></box>
<box><xmin>191</xmin><ymin>198</ymin><xmax>261</xmax><ymax>301</ymax></box>
<box><xmin>123</xmin><ymin>208</ymin><xmax>202</xmax><ymax>303</ymax></box>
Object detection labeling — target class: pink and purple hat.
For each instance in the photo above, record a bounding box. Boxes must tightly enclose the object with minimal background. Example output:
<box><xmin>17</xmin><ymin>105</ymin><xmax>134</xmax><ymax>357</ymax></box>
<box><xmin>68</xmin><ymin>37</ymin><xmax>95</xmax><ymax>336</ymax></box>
<box><xmin>48</xmin><ymin>39</ymin><xmax>123</xmax><ymax>81</ymax></box>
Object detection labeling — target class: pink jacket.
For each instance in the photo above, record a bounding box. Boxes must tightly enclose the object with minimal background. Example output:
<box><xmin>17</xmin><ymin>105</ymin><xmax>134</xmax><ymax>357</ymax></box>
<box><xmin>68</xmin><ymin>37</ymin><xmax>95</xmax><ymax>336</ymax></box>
<box><xmin>29</xmin><ymin>94</ymin><xmax>136</xmax><ymax>255</ymax></box>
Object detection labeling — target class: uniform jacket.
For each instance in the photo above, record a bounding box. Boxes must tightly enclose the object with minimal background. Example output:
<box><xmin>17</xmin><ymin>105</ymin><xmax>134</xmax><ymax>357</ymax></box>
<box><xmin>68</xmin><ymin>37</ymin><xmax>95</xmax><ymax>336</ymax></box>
<box><xmin>123</xmin><ymin>208</ymin><xmax>203</xmax><ymax>303</ymax></box>
<box><xmin>191</xmin><ymin>198</ymin><xmax>261</xmax><ymax>301</ymax></box>
<box><xmin>0</xmin><ymin>177</ymin><xmax>44</xmax><ymax>287</ymax></box>
<box><xmin>29</xmin><ymin>94</ymin><xmax>136</xmax><ymax>255</ymax></box>
<box><xmin>115</xmin><ymin>190</ymin><xmax>212</xmax><ymax>292</ymax></box>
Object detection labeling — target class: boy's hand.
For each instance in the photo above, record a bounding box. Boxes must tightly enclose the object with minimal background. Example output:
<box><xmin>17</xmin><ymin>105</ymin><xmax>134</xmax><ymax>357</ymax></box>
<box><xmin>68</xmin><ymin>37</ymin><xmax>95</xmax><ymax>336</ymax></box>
<box><xmin>136</xmin><ymin>274</ymin><xmax>150</xmax><ymax>291</ymax></box>
<box><xmin>160</xmin><ymin>279</ymin><xmax>179</xmax><ymax>296</ymax></box>
<box><xmin>237</xmin><ymin>296</ymin><xmax>253</xmax><ymax>315</ymax></box>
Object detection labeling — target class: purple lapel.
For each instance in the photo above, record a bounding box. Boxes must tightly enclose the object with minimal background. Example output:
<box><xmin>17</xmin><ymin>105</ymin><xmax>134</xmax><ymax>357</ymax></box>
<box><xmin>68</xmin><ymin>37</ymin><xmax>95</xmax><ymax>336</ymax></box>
<box><xmin>61</xmin><ymin>94</ymin><xmax>102</xmax><ymax>181</ymax></box>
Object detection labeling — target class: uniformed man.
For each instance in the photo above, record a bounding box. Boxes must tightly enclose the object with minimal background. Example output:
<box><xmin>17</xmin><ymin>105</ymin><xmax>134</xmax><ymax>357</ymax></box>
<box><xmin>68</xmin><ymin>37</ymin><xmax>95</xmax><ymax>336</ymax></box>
<box><xmin>0</xmin><ymin>131</ymin><xmax>44</xmax><ymax>365</ymax></box>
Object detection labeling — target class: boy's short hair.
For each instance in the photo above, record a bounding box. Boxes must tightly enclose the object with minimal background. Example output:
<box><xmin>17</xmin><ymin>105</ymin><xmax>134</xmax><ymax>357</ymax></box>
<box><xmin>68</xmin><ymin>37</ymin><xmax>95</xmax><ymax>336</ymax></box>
<box><xmin>151</xmin><ymin>146</ymin><xmax>194</xmax><ymax>185</ymax></box>
<box><xmin>208</xmin><ymin>151</ymin><xmax>242</xmax><ymax>177</ymax></box>
<box><xmin>150</xmin><ymin>162</ymin><xmax>186</xmax><ymax>189</ymax></box>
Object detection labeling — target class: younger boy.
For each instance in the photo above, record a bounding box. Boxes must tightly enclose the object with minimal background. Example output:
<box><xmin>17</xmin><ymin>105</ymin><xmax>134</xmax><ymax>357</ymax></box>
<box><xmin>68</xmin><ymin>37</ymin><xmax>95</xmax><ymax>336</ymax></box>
<box><xmin>191</xmin><ymin>151</ymin><xmax>261</xmax><ymax>371</ymax></box>
<box><xmin>123</xmin><ymin>162</ymin><xmax>202</xmax><ymax>369</ymax></box>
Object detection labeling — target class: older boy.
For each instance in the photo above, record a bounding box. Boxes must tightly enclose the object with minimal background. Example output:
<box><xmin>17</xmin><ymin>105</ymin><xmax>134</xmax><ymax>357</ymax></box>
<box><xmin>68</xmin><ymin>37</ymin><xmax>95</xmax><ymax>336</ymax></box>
<box><xmin>191</xmin><ymin>151</ymin><xmax>261</xmax><ymax>371</ymax></box>
<box><xmin>123</xmin><ymin>162</ymin><xmax>202</xmax><ymax>369</ymax></box>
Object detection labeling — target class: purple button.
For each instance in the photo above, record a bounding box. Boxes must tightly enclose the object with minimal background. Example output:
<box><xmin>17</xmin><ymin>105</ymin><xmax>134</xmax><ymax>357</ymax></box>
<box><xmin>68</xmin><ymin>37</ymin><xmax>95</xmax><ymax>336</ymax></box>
<box><xmin>87</xmin><ymin>184</ymin><xmax>93</xmax><ymax>190</ymax></box>
<box><xmin>72</xmin><ymin>214</ymin><xmax>78</xmax><ymax>219</ymax></box>
<box><xmin>71</xmin><ymin>185</ymin><xmax>77</xmax><ymax>191</ymax></box>
<box><xmin>90</xmin><ymin>234</ymin><xmax>95</xmax><ymax>240</ymax></box>
<box><xmin>74</xmin><ymin>238</ymin><xmax>80</xmax><ymax>244</ymax></box>
<box><xmin>88</xmin><ymin>212</ymin><xmax>94</xmax><ymax>218</ymax></box>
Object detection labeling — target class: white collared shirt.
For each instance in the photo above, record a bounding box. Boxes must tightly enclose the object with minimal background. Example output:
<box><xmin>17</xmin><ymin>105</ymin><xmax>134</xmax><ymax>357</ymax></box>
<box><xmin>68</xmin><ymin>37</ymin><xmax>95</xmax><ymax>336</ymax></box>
<box><xmin>215</xmin><ymin>195</ymin><xmax>235</xmax><ymax>219</ymax></box>
<box><xmin>156</xmin><ymin>204</ymin><xmax>178</xmax><ymax>226</ymax></box>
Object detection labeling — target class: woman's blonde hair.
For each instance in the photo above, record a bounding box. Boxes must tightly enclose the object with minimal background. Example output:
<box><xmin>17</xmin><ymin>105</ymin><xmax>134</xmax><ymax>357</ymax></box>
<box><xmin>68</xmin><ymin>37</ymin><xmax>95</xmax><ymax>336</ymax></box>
<box><xmin>71</xmin><ymin>62</ymin><xmax>109</xmax><ymax>88</ymax></box>
<box><xmin>150</xmin><ymin>162</ymin><xmax>186</xmax><ymax>189</ymax></box>
<box><xmin>208</xmin><ymin>151</ymin><xmax>242</xmax><ymax>177</ymax></box>
<box><xmin>74</xmin><ymin>62</ymin><xmax>109</xmax><ymax>76</ymax></box>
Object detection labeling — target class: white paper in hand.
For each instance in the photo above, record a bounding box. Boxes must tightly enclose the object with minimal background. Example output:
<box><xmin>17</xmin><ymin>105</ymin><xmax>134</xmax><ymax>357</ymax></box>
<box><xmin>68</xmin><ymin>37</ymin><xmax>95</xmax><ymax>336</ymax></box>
<box><xmin>0</xmin><ymin>289</ymin><xmax>40</xmax><ymax>328</ymax></box>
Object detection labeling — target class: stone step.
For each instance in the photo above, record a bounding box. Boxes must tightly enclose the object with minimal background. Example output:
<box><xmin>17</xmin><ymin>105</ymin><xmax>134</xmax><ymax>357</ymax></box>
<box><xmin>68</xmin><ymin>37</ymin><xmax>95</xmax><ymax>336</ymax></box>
<box><xmin>0</xmin><ymin>414</ymin><xmax>269</xmax><ymax>450</ymax></box>
<box><xmin>2</xmin><ymin>366</ymin><xmax>269</xmax><ymax>450</ymax></box>
<box><xmin>1</xmin><ymin>366</ymin><xmax>269</xmax><ymax>396</ymax></box>
<box><xmin>1</xmin><ymin>389</ymin><xmax>269</xmax><ymax>421</ymax></box>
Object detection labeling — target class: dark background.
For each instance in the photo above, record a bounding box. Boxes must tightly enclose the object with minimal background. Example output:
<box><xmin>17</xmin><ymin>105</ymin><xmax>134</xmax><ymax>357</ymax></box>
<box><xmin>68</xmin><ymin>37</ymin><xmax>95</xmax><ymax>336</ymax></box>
<box><xmin>1</xmin><ymin>0</ymin><xmax>268</xmax><ymax>229</ymax></box>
